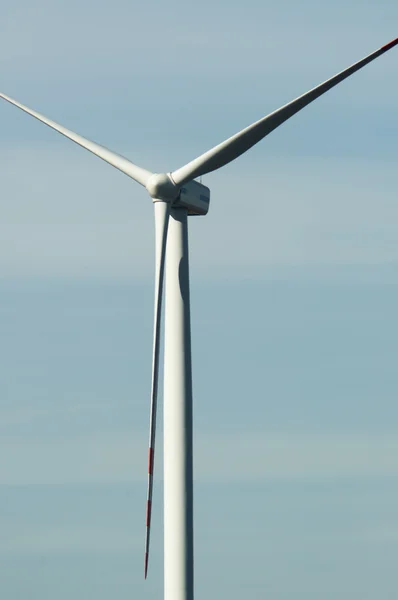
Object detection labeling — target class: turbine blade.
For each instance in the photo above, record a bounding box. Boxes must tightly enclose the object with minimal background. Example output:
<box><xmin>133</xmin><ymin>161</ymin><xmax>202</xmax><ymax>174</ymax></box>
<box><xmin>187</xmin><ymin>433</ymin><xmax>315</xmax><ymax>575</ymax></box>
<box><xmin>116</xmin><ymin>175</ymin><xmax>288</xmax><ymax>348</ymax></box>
<box><xmin>171</xmin><ymin>37</ymin><xmax>398</xmax><ymax>185</ymax></box>
<box><xmin>0</xmin><ymin>92</ymin><xmax>152</xmax><ymax>187</ymax></box>
<box><xmin>144</xmin><ymin>200</ymin><xmax>170</xmax><ymax>579</ymax></box>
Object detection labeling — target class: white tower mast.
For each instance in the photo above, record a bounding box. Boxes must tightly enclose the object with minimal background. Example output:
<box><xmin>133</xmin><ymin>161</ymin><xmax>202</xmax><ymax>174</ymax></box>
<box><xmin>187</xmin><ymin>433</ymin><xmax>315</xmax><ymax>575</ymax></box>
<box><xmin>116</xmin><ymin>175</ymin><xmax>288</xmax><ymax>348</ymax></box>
<box><xmin>163</xmin><ymin>208</ymin><xmax>194</xmax><ymax>600</ymax></box>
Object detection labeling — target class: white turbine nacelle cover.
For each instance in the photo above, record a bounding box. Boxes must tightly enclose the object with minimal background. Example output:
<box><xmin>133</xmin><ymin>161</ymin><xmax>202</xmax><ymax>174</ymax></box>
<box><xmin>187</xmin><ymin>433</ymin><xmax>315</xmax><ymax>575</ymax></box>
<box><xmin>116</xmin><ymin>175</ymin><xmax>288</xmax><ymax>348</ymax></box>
<box><xmin>175</xmin><ymin>179</ymin><xmax>210</xmax><ymax>216</ymax></box>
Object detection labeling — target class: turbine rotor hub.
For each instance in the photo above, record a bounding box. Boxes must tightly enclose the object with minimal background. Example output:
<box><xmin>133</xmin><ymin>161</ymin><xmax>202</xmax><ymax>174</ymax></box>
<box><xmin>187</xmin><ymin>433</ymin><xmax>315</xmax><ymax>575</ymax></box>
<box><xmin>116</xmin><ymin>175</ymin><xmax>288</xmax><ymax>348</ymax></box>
<box><xmin>146</xmin><ymin>173</ymin><xmax>179</xmax><ymax>201</ymax></box>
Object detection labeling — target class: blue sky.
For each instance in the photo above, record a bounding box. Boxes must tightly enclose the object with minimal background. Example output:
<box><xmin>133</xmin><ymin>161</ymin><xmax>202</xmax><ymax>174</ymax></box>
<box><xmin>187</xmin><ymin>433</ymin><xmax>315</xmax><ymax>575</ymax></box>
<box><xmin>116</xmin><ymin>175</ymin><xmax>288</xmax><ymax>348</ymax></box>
<box><xmin>0</xmin><ymin>1</ymin><xmax>397</xmax><ymax>598</ymax></box>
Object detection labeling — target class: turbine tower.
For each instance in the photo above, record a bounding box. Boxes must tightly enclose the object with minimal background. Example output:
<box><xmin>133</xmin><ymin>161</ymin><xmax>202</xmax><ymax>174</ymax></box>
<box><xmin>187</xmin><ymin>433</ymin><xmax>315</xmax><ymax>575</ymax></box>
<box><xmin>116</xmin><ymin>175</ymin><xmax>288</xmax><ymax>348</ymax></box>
<box><xmin>1</xmin><ymin>38</ymin><xmax>397</xmax><ymax>600</ymax></box>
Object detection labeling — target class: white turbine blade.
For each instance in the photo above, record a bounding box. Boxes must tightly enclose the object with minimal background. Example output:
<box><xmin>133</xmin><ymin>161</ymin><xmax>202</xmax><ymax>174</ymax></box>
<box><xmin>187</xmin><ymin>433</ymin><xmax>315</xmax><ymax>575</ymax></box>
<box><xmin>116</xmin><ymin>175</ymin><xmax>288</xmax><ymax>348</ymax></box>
<box><xmin>144</xmin><ymin>200</ymin><xmax>170</xmax><ymax>579</ymax></box>
<box><xmin>0</xmin><ymin>92</ymin><xmax>152</xmax><ymax>187</ymax></box>
<box><xmin>171</xmin><ymin>37</ymin><xmax>398</xmax><ymax>186</ymax></box>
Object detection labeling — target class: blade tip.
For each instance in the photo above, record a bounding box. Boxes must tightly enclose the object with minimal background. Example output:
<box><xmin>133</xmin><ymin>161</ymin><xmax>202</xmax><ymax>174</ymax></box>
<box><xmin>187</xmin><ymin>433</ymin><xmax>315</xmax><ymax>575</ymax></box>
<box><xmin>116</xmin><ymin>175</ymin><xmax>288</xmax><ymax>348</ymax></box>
<box><xmin>381</xmin><ymin>37</ymin><xmax>398</xmax><ymax>51</ymax></box>
<box><xmin>144</xmin><ymin>552</ymin><xmax>149</xmax><ymax>579</ymax></box>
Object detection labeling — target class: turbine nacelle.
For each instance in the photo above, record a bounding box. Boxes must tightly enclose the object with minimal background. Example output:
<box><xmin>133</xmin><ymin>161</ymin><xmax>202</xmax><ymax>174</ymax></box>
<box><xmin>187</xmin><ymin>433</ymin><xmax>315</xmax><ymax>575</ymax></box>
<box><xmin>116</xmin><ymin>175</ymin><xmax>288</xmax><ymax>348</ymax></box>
<box><xmin>176</xmin><ymin>179</ymin><xmax>210</xmax><ymax>216</ymax></box>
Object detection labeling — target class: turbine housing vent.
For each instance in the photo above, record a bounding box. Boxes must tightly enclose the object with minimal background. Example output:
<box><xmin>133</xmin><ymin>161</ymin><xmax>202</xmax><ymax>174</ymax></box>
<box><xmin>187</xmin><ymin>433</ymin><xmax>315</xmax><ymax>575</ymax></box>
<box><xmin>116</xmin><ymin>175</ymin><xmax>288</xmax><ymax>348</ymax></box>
<box><xmin>174</xmin><ymin>179</ymin><xmax>210</xmax><ymax>216</ymax></box>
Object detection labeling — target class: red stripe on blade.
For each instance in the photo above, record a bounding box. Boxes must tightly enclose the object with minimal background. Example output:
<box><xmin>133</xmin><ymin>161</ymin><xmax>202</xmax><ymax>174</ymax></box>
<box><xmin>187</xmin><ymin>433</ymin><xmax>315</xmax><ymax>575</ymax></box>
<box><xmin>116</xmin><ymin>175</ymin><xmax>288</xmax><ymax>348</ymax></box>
<box><xmin>146</xmin><ymin>500</ymin><xmax>152</xmax><ymax>527</ymax></box>
<box><xmin>148</xmin><ymin>448</ymin><xmax>154</xmax><ymax>475</ymax></box>
<box><xmin>381</xmin><ymin>38</ymin><xmax>398</xmax><ymax>51</ymax></box>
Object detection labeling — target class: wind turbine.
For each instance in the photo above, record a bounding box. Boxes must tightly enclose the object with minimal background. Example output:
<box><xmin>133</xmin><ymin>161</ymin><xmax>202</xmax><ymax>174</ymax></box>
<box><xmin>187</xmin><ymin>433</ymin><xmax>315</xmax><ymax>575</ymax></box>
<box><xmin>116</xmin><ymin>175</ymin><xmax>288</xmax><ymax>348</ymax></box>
<box><xmin>1</xmin><ymin>37</ymin><xmax>397</xmax><ymax>600</ymax></box>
